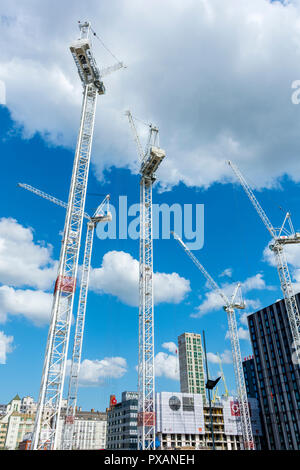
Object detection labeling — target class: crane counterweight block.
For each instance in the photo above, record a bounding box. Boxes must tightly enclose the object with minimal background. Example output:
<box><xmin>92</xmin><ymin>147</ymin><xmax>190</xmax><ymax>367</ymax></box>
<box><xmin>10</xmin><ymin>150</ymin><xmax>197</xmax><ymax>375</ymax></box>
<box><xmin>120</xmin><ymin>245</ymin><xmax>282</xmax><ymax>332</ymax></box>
<box><xmin>54</xmin><ymin>275</ymin><xmax>76</xmax><ymax>294</ymax></box>
<box><xmin>137</xmin><ymin>412</ymin><xmax>156</xmax><ymax>427</ymax></box>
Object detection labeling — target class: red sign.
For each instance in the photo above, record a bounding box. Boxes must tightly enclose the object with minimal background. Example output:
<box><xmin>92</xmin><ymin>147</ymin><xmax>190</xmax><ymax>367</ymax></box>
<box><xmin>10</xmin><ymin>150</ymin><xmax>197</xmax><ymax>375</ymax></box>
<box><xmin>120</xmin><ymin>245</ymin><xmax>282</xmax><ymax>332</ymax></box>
<box><xmin>230</xmin><ymin>401</ymin><xmax>240</xmax><ymax>416</ymax></box>
<box><xmin>230</xmin><ymin>401</ymin><xmax>252</xmax><ymax>417</ymax></box>
<box><xmin>109</xmin><ymin>395</ymin><xmax>117</xmax><ymax>408</ymax></box>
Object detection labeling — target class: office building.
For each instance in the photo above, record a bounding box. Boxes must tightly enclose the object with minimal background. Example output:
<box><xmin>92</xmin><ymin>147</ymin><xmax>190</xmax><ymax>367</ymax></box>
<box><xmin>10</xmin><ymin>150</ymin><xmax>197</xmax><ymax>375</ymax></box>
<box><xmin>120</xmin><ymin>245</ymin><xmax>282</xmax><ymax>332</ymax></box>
<box><xmin>106</xmin><ymin>391</ymin><xmax>138</xmax><ymax>450</ymax></box>
<box><xmin>243</xmin><ymin>356</ymin><xmax>259</xmax><ymax>400</ymax></box>
<box><xmin>247</xmin><ymin>295</ymin><xmax>300</xmax><ymax>450</ymax></box>
<box><xmin>178</xmin><ymin>333</ymin><xmax>206</xmax><ymax>402</ymax></box>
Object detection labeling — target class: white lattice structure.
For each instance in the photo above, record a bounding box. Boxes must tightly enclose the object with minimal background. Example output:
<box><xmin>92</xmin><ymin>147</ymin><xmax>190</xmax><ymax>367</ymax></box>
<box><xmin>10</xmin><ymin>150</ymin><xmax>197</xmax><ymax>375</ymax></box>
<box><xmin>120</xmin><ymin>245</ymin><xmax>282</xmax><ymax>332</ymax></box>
<box><xmin>18</xmin><ymin>184</ymin><xmax>110</xmax><ymax>450</ymax></box>
<box><xmin>31</xmin><ymin>22</ymin><xmax>103</xmax><ymax>450</ymax></box>
<box><xmin>126</xmin><ymin>111</ymin><xmax>165</xmax><ymax>450</ymax></box>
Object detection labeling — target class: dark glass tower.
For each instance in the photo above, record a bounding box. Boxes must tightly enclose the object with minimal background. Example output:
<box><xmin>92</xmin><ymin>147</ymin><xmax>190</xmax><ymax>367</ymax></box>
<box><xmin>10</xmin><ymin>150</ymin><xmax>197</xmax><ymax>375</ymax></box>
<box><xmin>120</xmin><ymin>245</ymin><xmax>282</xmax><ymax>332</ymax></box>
<box><xmin>247</xmin><ymin>294</ymin><xmax>300</xmax><ymax>450</ymax></box>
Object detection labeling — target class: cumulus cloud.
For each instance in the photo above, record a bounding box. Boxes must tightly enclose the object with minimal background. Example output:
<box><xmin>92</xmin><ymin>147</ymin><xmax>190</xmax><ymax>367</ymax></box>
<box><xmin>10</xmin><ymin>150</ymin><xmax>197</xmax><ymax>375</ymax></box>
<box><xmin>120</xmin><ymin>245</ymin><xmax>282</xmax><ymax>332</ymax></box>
<box><xmin>225</xmin><ymin>327</ymin><xmax>250</xmax><ymax>342</ymax></box>
<box><xmin>162</xmin><ymin>342</ymin><xmax>178</xmax><ymax>354</ymax></box>
<box><xmin>89</xmin><ymin>250</ymin><xmax>190</xmax><ymax>306</ymax></box>
<box><xmin>2</xmin><ymin>1</ymin><xmax>300</xmax><ymax>189</ymax></box>
<box><xmin>0</xmin><ymin>218</ymin><xmax>57</xmax><ymax>290</ymax></box>
<box><xmin>219</xmin><ymin>268</ymin><xmax>233</xmax><ymax>279</ymax></box>
<box><xmin>66</xmin><ymin>357</ymin><xmax>128</xmax><ymax>387</ymax></box>
<box><xmin>0</xmin><ymin>285</ymin><xmax>52</xmax><ymax>326</ymax></box>
<box><xmin>0</xmin><ymin>331</ymin><xmax>14</xmax><ymax>364</ymax></box>
<box><xmin>207</xmin><ymin>349</ymin><xmax>232</xmax><ymax>365</ymax></box>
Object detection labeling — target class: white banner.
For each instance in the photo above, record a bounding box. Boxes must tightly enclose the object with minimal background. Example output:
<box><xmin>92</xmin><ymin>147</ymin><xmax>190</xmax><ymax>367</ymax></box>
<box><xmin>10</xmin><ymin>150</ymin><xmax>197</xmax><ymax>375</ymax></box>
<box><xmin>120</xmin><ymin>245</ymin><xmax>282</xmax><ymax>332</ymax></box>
<box><xmin>156</xmin><ymin>392</ymin><xmax>205</xmax><ymax>435</ymax></box>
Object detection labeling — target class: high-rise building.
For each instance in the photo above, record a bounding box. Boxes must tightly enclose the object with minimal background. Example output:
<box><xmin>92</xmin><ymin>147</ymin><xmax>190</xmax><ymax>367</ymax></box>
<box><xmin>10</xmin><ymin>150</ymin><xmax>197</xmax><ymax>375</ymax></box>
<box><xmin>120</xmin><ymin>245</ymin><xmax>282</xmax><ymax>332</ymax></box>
<box><xmin>242</xmin><ymin>356</ymin><xmax>259</xmax><ymax>400</ymax></box>
<box><xmin>247</xmin><ymin>294</ymin><xmax>300</xmax><ymax>450</ymax></box>
<box><xmin>178</xmin><ymin>333</ymin><xmax>206</xmax><ymax>402</ymax></box>
<box><xmin>106</xmin><ymin>391</ymin><xmax>138</xmax><ymax>450</ymax></box>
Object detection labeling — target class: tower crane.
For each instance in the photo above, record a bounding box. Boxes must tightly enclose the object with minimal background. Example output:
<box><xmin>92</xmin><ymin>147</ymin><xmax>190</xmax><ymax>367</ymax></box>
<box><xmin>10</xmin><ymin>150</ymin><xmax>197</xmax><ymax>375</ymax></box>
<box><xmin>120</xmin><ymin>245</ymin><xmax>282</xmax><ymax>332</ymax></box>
<box><xmin>30</xmin><ymin>21</ymin><xmax>123</xmax><ymax>450</ymax></box>
<box><xmin>125</xmin><ymin>110</ymin><xmax>166</xmax><ymax>450</ymax></box>
<box><xmin>228</xmin><ymin>160</ymin><xmax>300</xmax><ymax>365</ymax></box>
<box><xmin>172</xmin><ymin>232</ymin><xmax>255</xmax><ymax>450</ymax></box>
<box><xmin>18</xmin><ymin>183</ymin><xmax>111</xmax><ymax>449</ymax></box>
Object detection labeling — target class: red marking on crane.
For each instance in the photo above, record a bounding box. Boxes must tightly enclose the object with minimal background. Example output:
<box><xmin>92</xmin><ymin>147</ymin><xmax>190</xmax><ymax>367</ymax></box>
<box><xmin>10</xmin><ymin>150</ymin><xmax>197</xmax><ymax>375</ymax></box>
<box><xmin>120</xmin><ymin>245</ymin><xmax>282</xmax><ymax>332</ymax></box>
<box><xmin>54</xmin><ymin>275</ymin><xmax>76</xmax><ymax>294</ymax></box>
<box><xmin>137</xmin><ymin>412</ymin><xmax>156</xmax><ymax>426</ymax></box>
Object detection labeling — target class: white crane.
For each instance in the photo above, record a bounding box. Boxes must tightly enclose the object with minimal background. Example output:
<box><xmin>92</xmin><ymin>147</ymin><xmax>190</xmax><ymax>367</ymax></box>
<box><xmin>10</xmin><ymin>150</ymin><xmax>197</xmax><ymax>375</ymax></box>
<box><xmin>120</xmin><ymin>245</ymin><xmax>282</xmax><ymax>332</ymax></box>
<box><xmin>125</xmin><ymin>110</ymin><xmax>166</xmax><ymax>450</ymax></box>
<box><xmin>172</xmin><ymin>232</ymin><xmax>255</xmax><ymax>450</ymax></box>
<box><xmin>228</xmin><ymin>160</ymin><xmax>300</xmax><ymax>364</ymax></box>
<box><xmin>30</xmin><ymin>21</ymin><xmax>123</xmax><ymax>450</ymax></box>
<box><xmin>18</xmin><ymin>183</ymin><xmax>111</xmax><ymax>449</ymax></box>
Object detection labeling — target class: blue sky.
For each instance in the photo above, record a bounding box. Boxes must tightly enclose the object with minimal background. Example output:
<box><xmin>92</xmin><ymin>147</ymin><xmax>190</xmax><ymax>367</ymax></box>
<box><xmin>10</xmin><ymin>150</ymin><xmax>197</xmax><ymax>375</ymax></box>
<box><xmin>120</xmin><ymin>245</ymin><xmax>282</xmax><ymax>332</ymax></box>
<box><xmin>1</xmin><ymin>0</ymin><xmax>300</xmax><ymax>411</ymax></box>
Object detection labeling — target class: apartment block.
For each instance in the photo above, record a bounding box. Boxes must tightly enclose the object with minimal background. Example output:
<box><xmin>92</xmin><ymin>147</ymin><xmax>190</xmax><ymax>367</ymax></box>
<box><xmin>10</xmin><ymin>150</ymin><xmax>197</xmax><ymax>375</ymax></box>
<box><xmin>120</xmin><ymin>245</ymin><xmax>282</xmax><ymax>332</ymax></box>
<box><xmin>178</xmin><ymin>333</ymin><xmax>206</xmax><ymax>402</ymax></box>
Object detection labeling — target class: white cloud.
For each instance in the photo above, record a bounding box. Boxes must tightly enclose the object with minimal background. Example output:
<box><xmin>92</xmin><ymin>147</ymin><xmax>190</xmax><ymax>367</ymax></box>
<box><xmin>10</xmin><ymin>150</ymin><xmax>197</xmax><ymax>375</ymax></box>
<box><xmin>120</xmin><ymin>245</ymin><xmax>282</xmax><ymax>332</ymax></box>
<box><xmin>2</xmin><ymin>1</ymin><xmax>300</xmax><ymax>189</ymax></box>
<box><xmin>0</xmin><ymin>285</ymin><xmax>52</xmax><ymax>326</ymax></box>
<box><xmin>153</xmin><ymin>342</ymin><xmax>180</xmax><ymax>381</ymax></box>
<box><xmin>155</xmin><ymin>352</ymin><xmax>179</xmax><ymax>381</ymax></box>
<box><xmin>207</xmin><ymin>349</ymin><xmax>232</xmax><ymax>365</ymax></box>
<box><xmin>89</xmin><ymin>250</ymin><xmax>190</xmax><ymax>306</ymax></box>
<box><xmin>0</xmin><ymin>331</ymin><xmax>14</xmax><ymax>364</ymax></box>
<box><xmin>219</xmin><ymin>268</ymin><xmax>233</xmax><ymax>279</ymax></box>
<box><xmin>237</xmin><ymin>327</ymin><xmax>250</xmax><ymax>341</ymax></box>
<box><xmin>162</xmin><ymin>342</ymin><xmax>178</xmax><ymax>354</ymax></box>
<box><xmin>0</xmin><ymin>218</ymin><xmax>57</xmax><ymax>290</ymax></box>
<box><xmin>225</xmin><ymin>327</ymin><xmax>250</xmax><ymax>342</ymax></box>
<box><xmin>66</xmin><ymin>357</ymin><xmax>128</xmax><ymax>387</ymax></box>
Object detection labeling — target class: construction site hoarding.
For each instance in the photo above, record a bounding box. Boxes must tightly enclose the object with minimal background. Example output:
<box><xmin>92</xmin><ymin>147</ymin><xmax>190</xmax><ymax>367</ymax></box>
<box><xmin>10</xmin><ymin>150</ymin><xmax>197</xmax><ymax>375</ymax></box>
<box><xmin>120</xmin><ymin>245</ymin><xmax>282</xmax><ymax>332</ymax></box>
<box><xmin>156</xmin><ymin>392</ymin><xmax>205</xmax><ymax>435</ymax></box>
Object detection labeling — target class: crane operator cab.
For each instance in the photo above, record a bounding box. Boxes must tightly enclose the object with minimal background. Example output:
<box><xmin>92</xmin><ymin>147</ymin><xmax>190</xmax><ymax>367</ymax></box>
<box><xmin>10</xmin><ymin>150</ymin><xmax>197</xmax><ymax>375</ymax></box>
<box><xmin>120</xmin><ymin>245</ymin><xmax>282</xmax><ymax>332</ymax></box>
<box><xmin>70</xmin><ymin>39</ymin><xmax>105</xmax><ymax>95</ymax></box>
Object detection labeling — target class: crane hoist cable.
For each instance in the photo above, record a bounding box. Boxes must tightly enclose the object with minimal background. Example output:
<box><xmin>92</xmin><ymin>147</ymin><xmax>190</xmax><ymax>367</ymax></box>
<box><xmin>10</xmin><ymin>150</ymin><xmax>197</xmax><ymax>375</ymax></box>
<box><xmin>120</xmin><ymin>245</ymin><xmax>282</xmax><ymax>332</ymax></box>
<box><xmin>88</xmin><ymin>24</ymin><xmax>124</xmax><ymax>65</ymax></box>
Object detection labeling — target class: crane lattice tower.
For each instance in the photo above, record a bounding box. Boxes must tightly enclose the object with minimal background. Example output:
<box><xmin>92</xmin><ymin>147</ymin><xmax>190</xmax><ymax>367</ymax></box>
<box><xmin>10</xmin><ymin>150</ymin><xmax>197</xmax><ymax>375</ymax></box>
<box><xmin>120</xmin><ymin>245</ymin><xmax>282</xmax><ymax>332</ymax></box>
<box><xmin>31</xmin><ymin>21</ymin><xmax>105</xmax><ymax>450</ymax></box>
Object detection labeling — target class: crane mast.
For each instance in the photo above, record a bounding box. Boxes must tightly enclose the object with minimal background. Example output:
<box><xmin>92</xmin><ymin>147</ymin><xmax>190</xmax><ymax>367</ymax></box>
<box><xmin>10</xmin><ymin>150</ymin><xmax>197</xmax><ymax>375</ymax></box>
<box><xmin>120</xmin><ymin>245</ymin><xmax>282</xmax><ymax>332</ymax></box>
<box><xmin>172</xmin><ymin>232</ymin><xmax>255</xmax><ymax>450</ymax></box>
<box><xmin>19</xmin><ymin>183</ymin><xmax>110</xmax><ymax>450</ymax></box>
<box><xmin>126</xmin><ymin>111</ymin><xmax>166</xmax><ymax>450</ymax></box>
<box><xmin>62</xmin><ymin>196</ymin><xmax>111</xmax><ymax>450</ymax></box>
<box><xmin>228</xmin><ymin>160</ymin><xmax>300</xmax><ymax>364</ymax></box>
<box><xmin>31</xmin><ymin>22</ymin><xmax>103</xmax><ymax>450</ymax></box>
